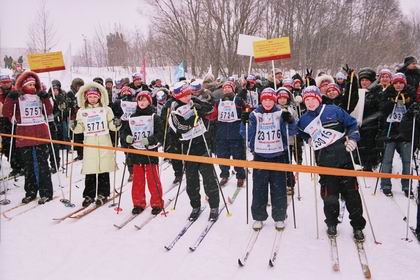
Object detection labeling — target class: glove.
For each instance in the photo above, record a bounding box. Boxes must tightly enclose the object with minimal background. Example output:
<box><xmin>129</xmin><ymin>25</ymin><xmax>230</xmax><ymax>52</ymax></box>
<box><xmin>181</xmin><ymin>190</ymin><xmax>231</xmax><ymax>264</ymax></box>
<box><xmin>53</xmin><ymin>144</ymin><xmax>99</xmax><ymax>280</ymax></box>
<box><xmin>342</xmin><ymin>64</ymin><xmax>354</xmax><ymax>76</ymax></box>
<box><xmin>192</xmin><ymin>102</ymin><xmax>202</xmax><ymax>110</ymax></box>
<box><xmin>345</xmin><ymin>139</ymin><xmax>357</xmax><ymax>152</ymax></box>
<box><xmin>140</xmin><ymin>137</ymin><xmax>149</xmax><ymax>146</ymax></box>
<box><xmin>126</xmin><ymin>135</ymin><xmax>134</xmax><ymax>144</ymax></box>
<box><xmin>294</xmin><ymin>96</ymin><xmax>303</xmax><ymax>104</ymax></box>
<box><xmin>113</xmin><ymin>118</ymin><xmax>122</xmax><ymax>127</ymax></box>
<box><xmin>7</xmin><ymin>91</ymin><xmax>20</xmax><ymax>100</ymax></box>
<box><xmin>37</xmin><ymin>91</ymin><xmax>49</xmax><ymax>99</ymax></box>
<box><xmin>241</xmin><ymin>111</ymin><xmax>250</xmax><ymax>124</ymax></box>
<box><xmin>282</xmin><ymin>109</ymin><xmax>293</xmax><ymax>124</ymax></box>
<box><xmin>69</xmin><ymin>120</ymin><xmax>77</xmax><ymax>131</ymax></box>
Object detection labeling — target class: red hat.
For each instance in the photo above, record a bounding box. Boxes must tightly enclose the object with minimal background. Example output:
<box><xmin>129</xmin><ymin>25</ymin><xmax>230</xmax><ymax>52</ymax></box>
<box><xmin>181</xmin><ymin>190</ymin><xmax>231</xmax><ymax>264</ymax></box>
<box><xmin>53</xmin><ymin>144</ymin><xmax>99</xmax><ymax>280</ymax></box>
<box><xmin>0</xmin><ymin>75</ymin><xmax>11</xmax><ymax>84</ymax></box>
<box><xmin>276</xmin><ymin>87</ymin><xmax>291</xmax><ymax>100</ymax></box>
<box><xmin>293</xmin><ymin>79</ymin><xmax>301</xmax><ymax>87</ymax></box>
<box><xmin>326</xmin><ymin>83</ymin><xmax>341</xmax><ymax>94</ymax></box>
<box><xmin>172</xmin><ymin>81</ymin><xmax>192</xmax><ymax>100</ymax></box>
<box><xmin>392</xmin><ymin>73</ymin><xmax>407</xmax><ymax>85</ymax></box>
<box><xmin>282</xmin><ymin>78</ymin><xmax>293</xmax><ymax>89</ymax></box>
<box><xmin>136</xmin><ymin>91</ymin><xmax>152</xmax><ymax>104</ymax></box>
<box><xmin>22</xmin><ymin>76</ymin><xmax>36</xmax><ymax>88</ymax></box>
<box><xmin>379</xmin><ymin>68</ymin><xmax>392</xmax><ymax>79</ymax></box>
<box><xmin>120</xmin><ymin>86</ymin><xmax>133</xmax><ymax>96</ymax></box>
<box><xmin>302</xmin><ymin>86</ymin><xmax>322</xmax><ymax>103</ymax></box>
<box><xmin>223</xmin><ymin>81</ymin><xmax>236</xmax><ymax>92</ymax></box>
<box><xmin>84</xmin><ymin>87</ymin><xmax>101</xmax><ymax>98</ymax></box>
<box><xmin>260</xmin><ymin>88</ymin><xmax>277</xmax><ymax>103</ymax></box>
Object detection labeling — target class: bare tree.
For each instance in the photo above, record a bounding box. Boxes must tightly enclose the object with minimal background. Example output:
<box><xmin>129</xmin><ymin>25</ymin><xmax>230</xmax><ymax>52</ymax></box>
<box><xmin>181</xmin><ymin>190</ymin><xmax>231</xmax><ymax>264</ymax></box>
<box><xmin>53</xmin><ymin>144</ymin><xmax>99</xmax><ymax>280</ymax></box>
<box><xmin>27</xmin><ymin>0</ymin><xmax>57</xmax><ymax>53</ymax></box>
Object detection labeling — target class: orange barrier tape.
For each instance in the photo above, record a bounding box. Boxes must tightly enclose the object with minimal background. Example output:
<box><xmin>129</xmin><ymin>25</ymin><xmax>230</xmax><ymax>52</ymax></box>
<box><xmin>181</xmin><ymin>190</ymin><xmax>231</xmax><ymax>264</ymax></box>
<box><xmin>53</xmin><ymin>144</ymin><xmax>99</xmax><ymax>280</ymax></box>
<box><xmin>1</xmin><ymin>133</ymin><xmax>420</xmax><ymax>181</ymax></box>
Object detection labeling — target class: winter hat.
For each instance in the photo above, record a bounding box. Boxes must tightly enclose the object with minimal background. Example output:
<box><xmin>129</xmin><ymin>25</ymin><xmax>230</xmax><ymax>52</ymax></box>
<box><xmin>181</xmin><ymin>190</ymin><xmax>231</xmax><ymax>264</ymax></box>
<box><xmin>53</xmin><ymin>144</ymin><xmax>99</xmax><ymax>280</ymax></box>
<box><xmin>84</xmin><ymin>87</ymin><xmax>101</xmax><ymax>98</ymax></box>
<box><xmin>132</xmin><ymin>72</ymin><xmax>143</xmax><ymax>82</ymax></box>
<box><xmin>246</xmin><ymin>74</ymin><xmax>256</xmax><ymax>82</ymax></box>
<box><xmin>276</xmin><ymin>87</ymin><xmax>291</xmax><ymax>100</ymax></box>
<box><xmin>222</xmin><ymin>81</ymin><xmax>236</xmax><ymax>92</ymax></box>
<box><xmin>71</xmin><ymin>78</ymin><xmax>84</xmax><ymax>91</ymax></box>
<box><xmin>335</xmin><ymin>72</ymin><xmax>346</xmax><ymax>80</ymax></box>
<box><xmin>0</xmin><ymin>74</ymin><xmax>11</xmax><ymax>84</ymax></box>
<box><xmin>293</xmin><ymin>79</ymin><xmax>302</xmax><ymax>87</ymax></box>
<box><xmin>302</xmin><ymin>86</ymin><xmax>322</xmax><ymax>103</ymax></box>
<box><xmin>172</xmin><ymin>81</ymin><xmax>192</xmax><ymax>100</ymax></box>
<box><xmin>358</xmin><ymin>68</ymin><xmax>376</xmax><ymax>83</ymax></box>
<box><xmin>120</xmin><ymin>86</ymin><xmax>134</xmax><ymax>96</ymax></box>
<box><xmin>105</xmin><ymin>77</ymin><xmax>113</xmax><ymax>84</ymax></box>
<box><xmin>190</xmin><ymin>81</ymin><xmax>202</xmax><ymax>93</ymax></box>
<box><xmin>379</xmin><ymin>68</ymin><xmax>393</xmax><ymax>79</ymax></box>
<box><xmin>282</xmin><ymin>78</ymin><xmax>293</xmax><ymax>89</ymax></box>
<box><xmin>23</xmin><ymin>76</ymin><xmax>36</xmax><ymax>88</ymax></box>
<box><xmin>136</xmin><ymin>90</ymin><xmax>152</xmax><ymax>104</ymax></box>
<box><xmin>93</xmin><ymin>77</ymin><xmax>104</xmax><ymax>86</ymax></box>
<box><xmin>391</xmin><ymin>73</ymin><xmax>407</xmax><ymax>85</ymax></box>
<box><xmin>52</xmin><ymin>79</ymin><xmax>61</xmax><ymax>89</ymax></box>
<box><xmin>315</xmin><ymin>74</ymin><xmax>334</xmax><ymax>88</ymax></box>
<box><xmin>404</xmin><ymin>56</ymin><xmax>417</xmax><ymax>66</ymax></box>
<box><xmin>326</xmin><ymin>83</ymin><xmax>341</xmax><ymax>94</ymax></box>
<box><xmin>260</xmin><ymin>88</ymin><xmax>277</xmax><ymax>103</ymax></box>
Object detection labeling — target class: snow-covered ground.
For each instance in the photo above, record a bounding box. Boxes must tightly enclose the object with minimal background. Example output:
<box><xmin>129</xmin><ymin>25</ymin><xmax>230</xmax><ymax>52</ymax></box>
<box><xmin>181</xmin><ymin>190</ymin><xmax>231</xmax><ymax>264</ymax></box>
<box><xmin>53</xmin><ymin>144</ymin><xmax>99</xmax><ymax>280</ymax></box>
<box><xmin>1</xmin><ymin>147</ymin><xmax>419</xmax><ymax>280</ymax></box>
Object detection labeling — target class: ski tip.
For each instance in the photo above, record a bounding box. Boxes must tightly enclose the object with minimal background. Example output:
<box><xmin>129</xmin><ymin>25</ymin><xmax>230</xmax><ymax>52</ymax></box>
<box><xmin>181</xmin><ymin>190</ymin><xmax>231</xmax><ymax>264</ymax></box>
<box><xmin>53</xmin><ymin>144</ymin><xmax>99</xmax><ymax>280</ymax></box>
<box><xmin>238</xmin><ymin>259</ymin><xmax>244</xmax><ymax>267</ymax></box>
<box><xmin>164</xmin><ymin>246</ymin><xmax>171</xmax><ymax>251</ymax></box>
<box><xmin>113</xmin><ymin>224</ymin><xmax>122</xmax><ymax>229</ymax></box>
<box><xmin>189</xmin><ymin>247</ymin><xmax>196</xmax><ymax>252</ymax></box>
<box><xmin>268</xmin><ymin>260</ymin><xmax>274</xmax><ymax>267</ymax></box>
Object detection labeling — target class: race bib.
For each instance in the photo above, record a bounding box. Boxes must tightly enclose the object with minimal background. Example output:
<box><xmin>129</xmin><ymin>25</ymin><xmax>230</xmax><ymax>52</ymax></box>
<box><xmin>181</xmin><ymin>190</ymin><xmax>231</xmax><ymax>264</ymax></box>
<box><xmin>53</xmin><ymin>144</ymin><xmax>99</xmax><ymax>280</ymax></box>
<box><xmin>18</xmin><ymin>94</ymin><xmax>45</xmax><ymax>126</ymax></box>
<box><xmin>246</xmin><ymin>90</ymin><xmax>259</xmax><ymax>108</ymax></box>
<box><xmin>173</xmin><ymin>103</ymin><xmax>195</xmax><ymax>120</ymax></box>
<box><xmin>121</xmin><ymin>101</ymin><xmax>137</xmax><ymax>121</ymax></box>
<box><xmin>303</xmin><ymin>105</ymin><xmax>344</xmax><ymax>150</ymax></box>
<box><xmin>386</xmin><ymin>102</ymin><xmax>406</xmax><ymax>123</ymax></box>
<box><xmin>218</xmin><ymin>100</ymin><xmax>239</xmax><ymax>122</ymax></box>
<box><xmin>181</xmin><ymin>119</ymin><xmax>207</xmax><ymax>141</ymax></box>
<box><xmin>80</xmin><ymin>107</ymin><xmax>109</xmax><ymax>136</ymax></box>
<box><xmin>254</xmin><ymin>111</ymin><xmax>284</xmax><ymax>154</ymax></box>
<box><xmin>129</xmin><ymin>115</ymin><xmax>154</xmax><ymax>149</ymax></box>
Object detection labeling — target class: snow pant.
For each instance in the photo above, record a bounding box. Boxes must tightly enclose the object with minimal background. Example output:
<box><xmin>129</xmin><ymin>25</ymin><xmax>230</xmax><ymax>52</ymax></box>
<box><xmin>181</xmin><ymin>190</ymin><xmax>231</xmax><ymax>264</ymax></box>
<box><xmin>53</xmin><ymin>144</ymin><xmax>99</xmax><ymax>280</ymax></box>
<box><xmin>417</xmin><ymin>183</ymin><xmax>420</xmax><ymax>234</ymax></box>
<box><xmin>251</xmin><ymin>154</ymin><xmax>288</xmax><ymax>222</ymax></box>
<box><xmin>185</xmin><ymin>158</ymin><xmax>219</xmax><ymax>209</ymax></box>
<box><xmin>131</xmin><ymin>164</ymin><xmax>163</xmax><ymax>209</ymax></box>
<box><xmin>319</xmin><ymin>170</ymin><xmax>366</xmax><ymax>230</ymax></box>
<box><xmin>169</xmin><ymin>139</ymin><xmax>183</xmax><ymax>178</ymax></box>
<box><xmin>380</xmin><ymin>141</ymin><xmax>411</xmax><ymax>191</ymax></box>
<box><xmin>83</xmin><ymin>172</ymin><xmax>110</xmax><ymax>199</ymax></box>
<box><xmin>21</xmin><ymin>145</ymin><xmax>53</xmax><ymax>198</ymax></box>
<box><xmin>48</xmin><ymin>122</ymin><xmax>60</xmax><ymax>170</ymax></box>
<box><xmin>216</xmin><ymin>138</ymin><xmax>245</xmax><ymax>180</ymax></box>
<box><xmin>73</xmin><ymin>132</ymin><xmax>84</xmax><ymax>159</ymax></box>
<box><xmin>358</xmin><ymin>127</ymin><xmax>381</xmax><ymax>171</ymax></box>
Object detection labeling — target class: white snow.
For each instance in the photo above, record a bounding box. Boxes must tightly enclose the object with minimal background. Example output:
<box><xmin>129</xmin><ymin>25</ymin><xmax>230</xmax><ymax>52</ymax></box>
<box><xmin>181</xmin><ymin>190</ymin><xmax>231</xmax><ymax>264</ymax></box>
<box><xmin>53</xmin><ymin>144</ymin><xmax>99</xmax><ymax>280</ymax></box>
<box><xmin>1</xmin><ymin>67</ymin><xmax>420</xmax><ymax>280</ymax></box>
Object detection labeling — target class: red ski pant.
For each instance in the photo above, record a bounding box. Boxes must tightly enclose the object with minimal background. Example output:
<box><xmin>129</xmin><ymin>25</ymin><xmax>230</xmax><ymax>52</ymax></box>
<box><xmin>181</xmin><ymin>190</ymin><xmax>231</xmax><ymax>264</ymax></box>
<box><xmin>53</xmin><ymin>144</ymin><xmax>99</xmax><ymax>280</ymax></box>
<box><xmin>131</xmin><ymin>164</ymin><xmax>163</xmax><ymax>208</ymax></box>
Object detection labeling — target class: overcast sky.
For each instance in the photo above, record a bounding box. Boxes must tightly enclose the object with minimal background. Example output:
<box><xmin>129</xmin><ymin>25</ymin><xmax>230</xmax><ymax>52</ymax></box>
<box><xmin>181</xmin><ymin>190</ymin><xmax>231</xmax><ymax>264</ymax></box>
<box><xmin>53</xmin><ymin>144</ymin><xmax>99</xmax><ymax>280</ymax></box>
<box><xmin>1</xmin><ymin>0</ymin><xmax>419</xmax><ymax>53</ymax></box>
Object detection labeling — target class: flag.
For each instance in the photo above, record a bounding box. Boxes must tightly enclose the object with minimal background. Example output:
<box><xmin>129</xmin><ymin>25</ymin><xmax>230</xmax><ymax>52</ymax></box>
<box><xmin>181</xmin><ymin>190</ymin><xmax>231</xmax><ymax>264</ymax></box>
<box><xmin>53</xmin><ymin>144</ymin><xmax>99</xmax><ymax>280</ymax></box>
<box><xmin>140</xmin><ymin>58</ymin><xmax>146</xmax><ymax>83</ymax></box>
<box><xmin>175</xmin><ymin>61</ymin><xmax>185</xmax><ymax>81</ymax></box>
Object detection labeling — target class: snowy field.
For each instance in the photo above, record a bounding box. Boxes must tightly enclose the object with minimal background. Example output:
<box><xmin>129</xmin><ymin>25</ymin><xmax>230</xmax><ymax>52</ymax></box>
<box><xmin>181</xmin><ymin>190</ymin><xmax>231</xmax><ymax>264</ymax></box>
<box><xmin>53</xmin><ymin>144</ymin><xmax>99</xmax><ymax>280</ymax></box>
<box><xmin>1</xmin><ymin>147</ymin><xmax>420</xmax><ymax>280</ymax></box>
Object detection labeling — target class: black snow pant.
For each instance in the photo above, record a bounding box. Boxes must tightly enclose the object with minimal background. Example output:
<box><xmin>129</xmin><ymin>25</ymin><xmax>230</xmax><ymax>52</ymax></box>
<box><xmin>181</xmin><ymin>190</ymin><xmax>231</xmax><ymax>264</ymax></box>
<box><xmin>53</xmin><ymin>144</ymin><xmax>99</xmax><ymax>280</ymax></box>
<box><xmin>170</xmin><ymin>140</ymin><xmax>183</xmax><ymax>178</ymax></box>
<box><xmin>73</xmin><ymin>132</ymin><xmax>84</xmax><ymax>159</ymax></box>
<box><xmin>48</xmin><ymin>121</ymin><xmax>60</xmax><ymax>169</ymax></box>
<box><xmin>251</xmin><ymin>154</ymin><xmax>288</xmax><ymax>222</ymax></box>
<box><xmin>21</xmin><ymin>145</ymin><xmax>53</xmax><ymax>198</ymax></box>
<box><xmin>83</xmin><ymin>172</ymin><xmax>110</xmax><ymax>199</ymax></box>
<box><xmin>319</xmin><ymin>168</ymin><xmax>366</xmax><ymax>230</ymax></box>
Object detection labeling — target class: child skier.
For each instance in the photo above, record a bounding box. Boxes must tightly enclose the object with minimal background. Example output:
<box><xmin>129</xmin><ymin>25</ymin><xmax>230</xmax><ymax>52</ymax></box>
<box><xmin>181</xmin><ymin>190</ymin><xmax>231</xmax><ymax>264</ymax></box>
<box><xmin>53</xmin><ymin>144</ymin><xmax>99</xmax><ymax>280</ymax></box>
<box><xmin>124</xmin><ymin>91</ymin><xmax>164</xmax><ymax>215</ymax></box>
<box><xmin>248</xmin><ymin>88</ymin><xmax>297</xmax><ymax>230</ymax></box>
<box><xmin>169</xmin><ymin>81</ymin><xmax>220</xmax><ymax>221</ymax></box>
<box><xmin>70</xmin><ymin>82</ymin><xmax>120</xmax><ymax>207</ymax></box>
<box><xmin>3</xmin><ymin>71</ymin><xmax>54</xmax><ymax>204</ymax></box>
<box><xmin>297</xmin><ymin>86</ymin><xmax>366</xmax><ymax>241</ymax></box>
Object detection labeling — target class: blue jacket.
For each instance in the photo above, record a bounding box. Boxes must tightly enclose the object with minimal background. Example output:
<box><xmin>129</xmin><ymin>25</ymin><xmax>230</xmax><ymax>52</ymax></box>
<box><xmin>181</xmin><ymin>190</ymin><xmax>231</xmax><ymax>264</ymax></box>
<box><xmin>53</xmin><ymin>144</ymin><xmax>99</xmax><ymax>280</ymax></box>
<box><xmin>297</xmin><ymin>104</ymin><xmax>360</xmax><ymax>142</ymax></box>
<box><xmin>215</xmin><ymin>95</ymin><xmax>244</xmax><ymax>140</ymax></box>
<box><xmin>247</xmin><ymin>105</ymin><xmax>297</xmax><ymax>158</ymax></box>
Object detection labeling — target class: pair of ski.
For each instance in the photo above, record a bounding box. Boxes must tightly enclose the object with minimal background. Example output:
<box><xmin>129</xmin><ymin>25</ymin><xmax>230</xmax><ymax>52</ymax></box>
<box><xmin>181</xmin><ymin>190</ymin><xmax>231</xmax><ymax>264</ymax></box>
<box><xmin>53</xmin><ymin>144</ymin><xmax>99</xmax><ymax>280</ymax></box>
<box><xmin>237</xmin><ymin>226</ymin><xmax>285</xmax><ymax>267</ymax></box>
<box><xmin>164</xmin><ymin>206</ymin><xmax>225</xmax><ymax>252</ymax></box>
<box><xmin>2</xmin><ymin>196</ymin><xmax>59</xmax><ymax>221</ymax></box>
<box><xmin>329</xmin><ymin>234</ymin><xmax>371</xmax><ymax>279</ymax></box>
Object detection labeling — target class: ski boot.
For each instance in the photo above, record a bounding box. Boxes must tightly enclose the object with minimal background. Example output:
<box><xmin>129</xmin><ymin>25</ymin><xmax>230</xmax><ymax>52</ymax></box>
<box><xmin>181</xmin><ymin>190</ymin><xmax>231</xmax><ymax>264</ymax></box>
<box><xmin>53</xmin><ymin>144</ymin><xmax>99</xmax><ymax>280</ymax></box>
<box><xmin>95</xmin><ymin>195</ymin><xmax>108</xmax><ymax>206</ymax></box>
<box><xmin>404</xmin><ymin>189</ymin><xmax>414</xmax><ymax>199</ymax></box>
<box><xmin>275</xmin><ymin>221</ymin><xmax>285</xmax><ymax>230</ymax></box>
<box><xmin>382</xmin><ymin>189</ymin><xmax>393</xmax><ymax>197</ymax></box>
<box><xmin>252</xmin><ymin>220</ymin><xmax>263</xmax><ymax>230</ymax></box>
<box><xmin>82</xmin><ymin>196</ymin><xmax>94</xmax><ymax>207</ymax></box>
<box><xmin>132</xmin><ymin>206</ymin><xmax>144</xmax><ymax>215</ymax></box>
<box><xmin>188</xmin><ymin>207</ymin><xmax>201</xmax><ymax>221</ymax></box>
<box><xmin>237</xmin><ymin>179</ymin><xmax>245</xmax><ymax>188</ymax></box>
<box><xmin>327</xmin><ymin>225</ymin><xmax>337</xmax><ymax>237</ymax></box>
<box><xmin>209</xmin><ymin>208</ymin><xmax>219</xmax><ymax>221</ymax></box>
<box><xmin>21</xmin><ymin>195</ymin><xmax>36</xmax><ymax>204</ymax></box>
<box><xmin>220</xmin><ymin>177</ymin><xmax>229</xmax><ymax>186</ymax></box>
<box><xmin>38</xmin><ymin>196</ymin><xmax>52</xmax><ymax>205</ymax></box>
<box><xmin>151</xmin><ymin>207</ymin><xmax>162</xmax><ymax>215</ymax></box>
<box><xmin>353</xmin><ymin>229</ymin><xmax>365</xmax><ymax>242</ymax></box>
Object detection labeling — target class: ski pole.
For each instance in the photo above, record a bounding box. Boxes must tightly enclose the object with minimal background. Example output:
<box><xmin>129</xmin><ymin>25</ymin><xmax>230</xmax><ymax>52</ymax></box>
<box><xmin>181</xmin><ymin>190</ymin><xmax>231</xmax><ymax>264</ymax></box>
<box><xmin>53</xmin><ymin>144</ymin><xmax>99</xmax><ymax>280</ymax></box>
<box><xmin>115</xmin><ymin>163</ymin><xmax>127</xmax><ymax>213</ymax></box>
<box><xmin>245</xmin><ymin>121</ymin><xmax>249</xmax><ymax>224</ymax></box>
<box><xmin>294</xmin><ymin>137</ymin><xmax>302</xmax><ymax>200</ymax></box>
<box><xmin>311</xmin><ymin>148</ymin><xmax>319</xmax><ymax>239</ymax></box>
<box><xmin>147</xmin><ymin>155</ymin><xmax>167</xmax><ymax>217</ymax></box>
<box><xmin>346</xmin><ymin>71</ymin><xmax>355</xmax><ymax>111</ymax></box>
<box><xmin>110</xmin><ymin>130</ymin><xmax>119</xmax><ymax>207</ymax></box>
<box><xmin>172</xmin><ymin>138</ymin><xmax>192</xmax><ymax>210</ymax></box>
<box><xmin>160</xmin><ymin>107</ymin><xmax>171</xmax><ymax>174</ymax></box>
<box><xmin>43</xmin><ymin>104</ymin><xmax>68</xmax><ymax>205</ymax></box>
<box><xmin>66</xmin><ymin>131</ymin><xmax>75</xmax><ymax>207</ymax></box>
<box><xmin>286</xmin><ymin>125</ymin><xmax>297</xmax><ymax>229</ymax></box>
<box><xmin>404</xmin><ymin>115</ymin><xmax>417</xmax><ymax>241</ymax></box>
<box><xmin>348</xmin><ymin>142</ymin><xmax>381</xmax><ymax>244</ymax></box>
<box><xmin>0</xmin><ymin>151</ymin><xmax>11</xmax><ymax>205</ymax></box>
<box><xmin>1</xmin><ymin>104</ymin><xmax>16</xmax><ymax>203</ymax></box>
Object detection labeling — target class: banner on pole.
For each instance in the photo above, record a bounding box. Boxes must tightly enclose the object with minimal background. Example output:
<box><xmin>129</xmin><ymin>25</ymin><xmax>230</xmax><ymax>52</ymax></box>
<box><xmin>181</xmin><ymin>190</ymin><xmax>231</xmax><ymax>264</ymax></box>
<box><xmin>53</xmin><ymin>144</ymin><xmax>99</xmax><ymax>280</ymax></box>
<box><xmin>237</xmin><ymin>34</ymin><xmax>265</xmax><ymax>57</ymax></box>
<box><xmin>253</xmin><ymin>37</ymin><xmax>291</xmax><ymax>63</ymax></box>
<box><xmin>27</xmin><ymin>51</ymin><xmax>65</xmax><ymax>73</ymax></box>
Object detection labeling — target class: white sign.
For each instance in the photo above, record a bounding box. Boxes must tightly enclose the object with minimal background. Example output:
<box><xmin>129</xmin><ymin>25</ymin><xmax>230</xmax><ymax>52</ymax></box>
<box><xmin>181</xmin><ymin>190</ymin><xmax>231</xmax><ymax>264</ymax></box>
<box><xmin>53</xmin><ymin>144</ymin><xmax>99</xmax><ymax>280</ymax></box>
<box><xmin>237</xmin><ymin>34</ymin><xmax>265</xmax><ymax>57</ymax></box>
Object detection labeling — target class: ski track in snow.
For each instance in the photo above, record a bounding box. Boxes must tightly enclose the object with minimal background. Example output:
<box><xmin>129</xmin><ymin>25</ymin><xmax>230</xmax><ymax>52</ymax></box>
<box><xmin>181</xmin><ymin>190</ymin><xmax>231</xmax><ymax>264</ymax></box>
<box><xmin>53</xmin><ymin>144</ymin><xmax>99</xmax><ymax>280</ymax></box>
<box><xmin>1</xmin><ymin>68</ymin><xmax>420</xmax><ymax>279</ymax></box>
